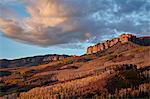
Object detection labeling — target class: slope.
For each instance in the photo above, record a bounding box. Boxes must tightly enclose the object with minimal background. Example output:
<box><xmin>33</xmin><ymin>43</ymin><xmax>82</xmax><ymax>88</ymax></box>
<box><xmin>1</xmin><ymin>42</ymin><xmax>150</xmax><ymax>98</ymax></box>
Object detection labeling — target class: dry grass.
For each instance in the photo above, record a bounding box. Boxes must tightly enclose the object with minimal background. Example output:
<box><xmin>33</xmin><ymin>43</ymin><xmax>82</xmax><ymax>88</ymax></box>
<box><xmin>0</xmin><ymin>44</ymin><xmax>150</xmax><ymax>98</ymax></box>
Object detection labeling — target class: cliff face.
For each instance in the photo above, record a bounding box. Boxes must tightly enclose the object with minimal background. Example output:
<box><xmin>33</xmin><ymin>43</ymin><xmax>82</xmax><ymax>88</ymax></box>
<box><xmin>86</xmin><ymin>34</ymin><xmax>150</xmax><ymax>54</ymax></box>
<box><xmin>0</xmin><ymin>54</ymin><xmax>70</xmax><ymax>68</ymax></box>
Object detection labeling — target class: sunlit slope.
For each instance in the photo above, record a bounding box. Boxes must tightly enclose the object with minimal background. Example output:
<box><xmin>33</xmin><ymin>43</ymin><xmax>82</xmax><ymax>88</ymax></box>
<box><xmin>1</xmin><ymin>42</ymin><xmax>150</xmax><ymax>98</ymax></box>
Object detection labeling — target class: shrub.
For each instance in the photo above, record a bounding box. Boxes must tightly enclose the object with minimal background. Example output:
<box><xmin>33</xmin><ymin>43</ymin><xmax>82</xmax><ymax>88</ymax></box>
<box><xmin>0</xmin><ymin>71</ymin><xmax>11</xmax><ymax>77</ymax></box>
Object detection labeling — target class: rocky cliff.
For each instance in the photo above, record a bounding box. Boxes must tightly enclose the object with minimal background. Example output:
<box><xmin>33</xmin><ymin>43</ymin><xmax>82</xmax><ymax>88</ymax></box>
<box><xmin>0</xmin><ymin>54</ymin><xmax>70</xmax><ymax>68</ymax></box>
<box><xmin>86</xmin><ymin>34</ymin><xmax>150</xmax><ymax>54</ymax></box>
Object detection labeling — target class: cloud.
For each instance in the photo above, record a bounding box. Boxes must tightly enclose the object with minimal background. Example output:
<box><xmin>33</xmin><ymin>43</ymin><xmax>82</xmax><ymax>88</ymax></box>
<box><xmin>0</xmin><ymin>0</ymin><xmax>150</xmax><ymax>47</ymax></box>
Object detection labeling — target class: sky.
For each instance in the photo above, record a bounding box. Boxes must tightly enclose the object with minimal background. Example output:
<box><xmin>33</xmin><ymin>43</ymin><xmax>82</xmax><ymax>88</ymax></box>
<box><xmin>0</xmin><ymin>0</ymin><xmax>150</xmax><ymax>59</ymax></box>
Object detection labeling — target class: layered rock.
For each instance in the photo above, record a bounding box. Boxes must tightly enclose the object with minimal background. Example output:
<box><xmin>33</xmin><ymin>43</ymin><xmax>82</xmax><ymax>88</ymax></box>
<box><xmin>0</xmin><ymin>54</ymin><xmax>70</xmax><ymax>68</ymax></box>
<box><xmin>86</xmin><ymin>33</ymin><xmax>150</xmax><ymax>54</ymax></box>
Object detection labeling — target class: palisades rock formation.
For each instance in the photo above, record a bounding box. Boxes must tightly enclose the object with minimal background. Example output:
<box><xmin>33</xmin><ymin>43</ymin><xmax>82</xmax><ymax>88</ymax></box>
<box><xmin>86</xmin><ymin>34</ymin><xmax>150</xmax><ymax>54</ymax></box>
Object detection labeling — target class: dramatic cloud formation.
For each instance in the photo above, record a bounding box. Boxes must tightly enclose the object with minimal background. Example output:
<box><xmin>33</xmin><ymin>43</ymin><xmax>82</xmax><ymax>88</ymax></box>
<box><xmin>0</xmin><ymin>0</ymin><xmax>150</xmax><ymax>47</ymax></box>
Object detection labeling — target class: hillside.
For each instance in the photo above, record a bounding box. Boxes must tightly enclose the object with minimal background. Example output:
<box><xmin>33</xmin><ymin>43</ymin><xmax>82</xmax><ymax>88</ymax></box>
<box><xmin>0</xmin><ymin>54</ymin><xmax>70</xmax><ymax>68</ymax></box>
<box><xmin>0</xmin><ymin>34</ymin><xmax>150</xmax><ymax>99</ymax></box>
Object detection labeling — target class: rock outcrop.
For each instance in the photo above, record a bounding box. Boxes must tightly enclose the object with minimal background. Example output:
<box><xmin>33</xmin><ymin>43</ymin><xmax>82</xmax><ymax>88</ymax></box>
<box><xmin>0</xmin><ymin>54</ymin><xmax>70</xmax><ymax>68</ymax></box>
<box><xmin>86</xmin><ymin>34</ymin><xmax>150</xmax><ymax>54</ymax></box>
